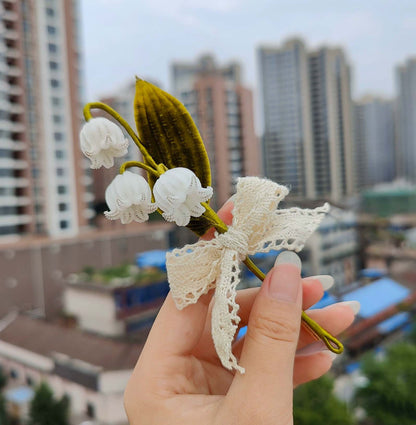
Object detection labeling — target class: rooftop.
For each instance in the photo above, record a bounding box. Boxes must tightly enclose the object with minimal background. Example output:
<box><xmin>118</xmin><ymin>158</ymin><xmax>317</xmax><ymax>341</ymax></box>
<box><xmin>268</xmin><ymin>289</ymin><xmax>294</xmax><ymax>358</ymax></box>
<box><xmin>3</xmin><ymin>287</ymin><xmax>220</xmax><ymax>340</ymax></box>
<box><xmin>0</xmin><ymin>315</ymin><xmax>143</xmax><ymax>371</ymax></box>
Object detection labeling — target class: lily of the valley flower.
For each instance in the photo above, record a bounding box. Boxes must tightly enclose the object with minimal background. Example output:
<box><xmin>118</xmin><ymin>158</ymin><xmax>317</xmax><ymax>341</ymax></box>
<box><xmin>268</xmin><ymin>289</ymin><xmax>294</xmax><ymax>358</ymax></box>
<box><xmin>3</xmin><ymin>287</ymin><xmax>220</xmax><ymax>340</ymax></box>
<box><xmin>80</xmin><ymin>117</ymin><xmax>129</xmax><ymax>169</ymax></box>
<box><xmin>153</xmin><ymin>167</ymin><xmax>213</xmax><ymax>226</ymax></box>
<box><xmin>104</xmin><ymin>171</ymin><xmax>157</xmax><ymax>224</ymax></box>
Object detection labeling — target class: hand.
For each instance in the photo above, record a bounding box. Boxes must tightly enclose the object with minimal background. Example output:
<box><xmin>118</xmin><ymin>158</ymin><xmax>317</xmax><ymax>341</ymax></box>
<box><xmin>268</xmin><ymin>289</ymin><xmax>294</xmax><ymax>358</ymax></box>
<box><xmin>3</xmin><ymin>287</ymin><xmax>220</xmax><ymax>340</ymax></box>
<box><xmin>124</xmin><ymin>201</ymin><xmax>356</xmax><ymax>425</ymax></box>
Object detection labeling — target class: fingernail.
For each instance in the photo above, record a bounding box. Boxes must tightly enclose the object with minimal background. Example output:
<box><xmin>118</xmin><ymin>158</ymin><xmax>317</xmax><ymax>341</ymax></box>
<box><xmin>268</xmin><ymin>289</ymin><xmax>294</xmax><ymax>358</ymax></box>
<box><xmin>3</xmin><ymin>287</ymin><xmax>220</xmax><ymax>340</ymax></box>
<box><xmin>339</xmin><ymin>300</ymin><xmax>361</xmax><ymax>315</ymax></box>
<box><xmin>269</xmin><ymin>251</ymin><xmax>301</xmax><ymax>302</ymax></box>
<box><xmin>296</xmin><ymin>341</ymin><xmax>326</xmax><ymax>357</ymax></box>
<box><xmin>224</xmin><ymin>194</ymin><xmax>236</xmax><ymax>206</ymax></box>
<box><xmin>274</xmin><ymin>251</ymin><xmax>302</xmax><ymax>270</ymax></box>
<box><xmin>326</xmin><ymin>351</ymin><xmax>338</xmax><ymax>361</ymax></box>
<box><xmin>305</xmin><ymin>275</ymin><xmax>334</xmax><ymax>291</ymax></box>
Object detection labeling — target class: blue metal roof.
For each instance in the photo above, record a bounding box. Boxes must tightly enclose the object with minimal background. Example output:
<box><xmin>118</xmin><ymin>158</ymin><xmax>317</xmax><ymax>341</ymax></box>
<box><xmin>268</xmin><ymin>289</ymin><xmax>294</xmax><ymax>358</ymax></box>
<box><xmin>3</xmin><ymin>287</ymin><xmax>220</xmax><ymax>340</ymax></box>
<box><xmin>310</xmin><ymin>292</ymin><xmax>337</xmax><ymax>310</ymax></box>
<box><xmin>5</xmin><ymin>386</ymin><xmax>34</xmax><ymax>404</ymax></box>
<box><xmin>359</xmin><ymin>268</ymin><xmax>387</xmax><ymax>279</ymax></box>
<box><xmin>341</xmin><ymin>278</ymin><xmax>410</xmax><ymax>318</ymax></box>
<box><xmin>136</xmin><ymin>250</ymin><xmax>168</xmax><ymax>271</ymax></box>
<box><xmin>377</xmin><ymin>312</ymin><xmax>410</xmax><ymax>334</ymax></box>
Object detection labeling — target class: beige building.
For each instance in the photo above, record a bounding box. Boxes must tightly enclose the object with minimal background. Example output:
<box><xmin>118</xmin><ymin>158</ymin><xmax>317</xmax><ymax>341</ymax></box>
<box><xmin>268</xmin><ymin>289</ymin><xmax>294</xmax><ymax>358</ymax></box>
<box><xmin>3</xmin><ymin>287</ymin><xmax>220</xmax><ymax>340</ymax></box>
<box><xmin>259</xmin><ymin>39</ymin><xmax>355</xmax><ymax>201</ymax></box>
<box><xmin>0</xmin><ymin>0</ymin><xmax>94</xmax><ymax>242</ymax></box>
<box><xmin>0</xmin><ymin>222</ymin><xmax>172</xmax><ymax>319</ymax></box>
<box><xmin>0</xmin><ymin>314</ymin><xmax>141</xmax><ymax>424</ymax></box>
<box><xmin>171</xmin><ymin>54</ymin><xmax>260</xmax><ymax>207</ymax></box>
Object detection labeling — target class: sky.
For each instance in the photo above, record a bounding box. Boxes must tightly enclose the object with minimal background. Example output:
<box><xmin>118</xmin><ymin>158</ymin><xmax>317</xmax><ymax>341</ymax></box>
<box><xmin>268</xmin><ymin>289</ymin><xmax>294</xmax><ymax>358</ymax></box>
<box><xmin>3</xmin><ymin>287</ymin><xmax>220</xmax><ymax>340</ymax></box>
<box><xmin>80</xmin><ymin>0</ymin><xmax>415</xmax><ymax>109</ymax></box>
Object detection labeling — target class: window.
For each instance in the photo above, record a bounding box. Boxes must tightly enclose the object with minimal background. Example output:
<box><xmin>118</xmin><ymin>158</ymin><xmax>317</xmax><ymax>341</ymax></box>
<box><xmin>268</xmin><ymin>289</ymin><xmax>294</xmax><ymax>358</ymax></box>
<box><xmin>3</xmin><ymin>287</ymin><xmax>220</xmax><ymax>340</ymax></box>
<box><xmin>47</xmin><ymin>26</ymin><xmax>56</xmax><ymax>35</ymax></box>
<box><xmin>56</xmin><ymin>167</ymin><xmax>65</xmax><ymax>176</ymax></box>
<box><xmin>50</xmin><ymin>79</ymin><xmax>60</xmax><ymax>88</ymax></box>
<box><xmin>60</xmin><ymin>220</ymin><xmax>69</xmax><ymax>229</ymax></box>
<box><xmin>55</xmin><ymin>150</ymin><xmax>65</xmax><ymax>159</ymax></box>
<box><xmin>86</xmin><ymin>403</ymin><xmax>95</xmax><ymax>418</ymax></box>
<box><xmin>57</xmin><ymin>185</ymin><xmax>66</xmax><ymax>194</ymax></box>
<box><xmin>10</xmin><ymin>369</ymin><xmax>18</xmax><ymax>379</ymax></box>
<box><xmin>58</xmin><ymin>203</ymin><xmax>67</xmax><ymax>212</ymax></box>
<box><xmin>46</xmin><ymin>7</ymin><xmax>54</xmax><ymax>17</ymax></box>
<box><xmin>52</xmin><ymin>97</ymin><xmax>61</xmax><ymax>106</ymax></box>
<box><xmin>49</xmin><ymin>61</ymin><xmax>58</xmax><ymax>70</ymax></box>
<box><xmin>48</xmin><ymin>43</ymin><xmax>57</xmax><ymax>53</ymax></box>
<box><xmin>26</xmin><ymin>376</ymin><xmax>34</xmax><ymax>386</ymax></box>
<box><xmin>53</xmin><ymin>115</ymin><xmax>62</xmax><ymax>123</ymax></box>
<box><xmin>54</xmin><ymin>132</ymin><xmax>63</xmax><ymax>141</ymax></box>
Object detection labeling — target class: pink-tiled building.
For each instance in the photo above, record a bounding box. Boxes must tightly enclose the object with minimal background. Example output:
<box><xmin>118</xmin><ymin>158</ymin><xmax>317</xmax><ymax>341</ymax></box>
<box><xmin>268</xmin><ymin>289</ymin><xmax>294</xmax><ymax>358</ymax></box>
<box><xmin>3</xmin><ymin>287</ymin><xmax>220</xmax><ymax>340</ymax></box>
<box><xmin>171</xmin><ymin>54</ymin><xmax>260</xmax><ymax>208</ymax></box>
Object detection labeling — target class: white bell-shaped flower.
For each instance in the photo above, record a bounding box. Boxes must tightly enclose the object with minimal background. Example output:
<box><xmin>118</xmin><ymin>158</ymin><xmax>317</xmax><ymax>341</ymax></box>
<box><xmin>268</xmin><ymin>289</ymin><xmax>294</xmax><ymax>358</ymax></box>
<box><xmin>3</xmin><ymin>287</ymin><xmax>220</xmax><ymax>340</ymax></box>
<box><xmin>153</xmin><ymin>167</ymin><xmax>213</xmax><ymax>226</ymax></box>
<box><xmin>80</xmin><ymin>117</ymin><xmax>129</xmax><ymax>169</ymax></box>
<box><xmin>104</xmin><ymin>171</ymin><xmax>157</xmax><ymax>224</ymax></box>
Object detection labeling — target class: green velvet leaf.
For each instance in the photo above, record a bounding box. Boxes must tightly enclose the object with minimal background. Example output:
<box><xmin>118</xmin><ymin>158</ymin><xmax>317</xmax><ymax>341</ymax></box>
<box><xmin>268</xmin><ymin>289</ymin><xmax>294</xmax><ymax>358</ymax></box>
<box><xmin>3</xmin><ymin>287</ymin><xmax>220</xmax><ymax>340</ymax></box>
<box><xmin>134</xmin><ymin>79</ymin><xmax>213</xmax><ymax>236</ymax></box>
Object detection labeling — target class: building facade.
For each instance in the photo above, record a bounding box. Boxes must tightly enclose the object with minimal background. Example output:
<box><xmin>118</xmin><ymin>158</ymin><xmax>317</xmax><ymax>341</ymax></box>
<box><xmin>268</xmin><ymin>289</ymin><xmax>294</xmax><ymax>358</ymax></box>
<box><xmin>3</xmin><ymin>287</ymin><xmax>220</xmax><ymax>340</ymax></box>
<box><xmin>259</xmin><ymin>39</ymin><xmax>315</xmax><ymax>198</ymax></box>
<box><xmin>0</xmin><ymin>314</ymin><xmax>140</xmax><ymax>424</ymax></box>
<box><xmin>354</xmin><ymin>96</ymin><xmax>395</xmax><ymax>188</ymax></box>
<box><xmin>396</xmin><ymin>57</ymin><xmax>416</xmax><ymax>182</ymax></box>
<box><xmin>0</xmin><ymin>222</ymin><xmax>172</xmax><ymax>319</ymax></box>
<box><xmin>259</xmin><ymin>39</ymin><xmax>355</xmax><ymax>201</ymax></box>
<box><xmin>171</xmin><ymin>54</ymin><xmax>259</xmax><ymax>207</ymax></box>
<box><xmin>0</xmin><ymin>0</ymin><xmax>94</xmax><ymax>242</ymax></box>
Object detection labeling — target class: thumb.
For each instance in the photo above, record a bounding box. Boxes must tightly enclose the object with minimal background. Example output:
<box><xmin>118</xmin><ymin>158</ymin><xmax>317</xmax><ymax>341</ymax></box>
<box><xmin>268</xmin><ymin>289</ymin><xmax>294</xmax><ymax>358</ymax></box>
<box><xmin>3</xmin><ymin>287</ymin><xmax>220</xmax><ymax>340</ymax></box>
<box><xmin>231</xmin><ymin>251</ymin><xmax>302</xmax><ymax>403</ymax></box>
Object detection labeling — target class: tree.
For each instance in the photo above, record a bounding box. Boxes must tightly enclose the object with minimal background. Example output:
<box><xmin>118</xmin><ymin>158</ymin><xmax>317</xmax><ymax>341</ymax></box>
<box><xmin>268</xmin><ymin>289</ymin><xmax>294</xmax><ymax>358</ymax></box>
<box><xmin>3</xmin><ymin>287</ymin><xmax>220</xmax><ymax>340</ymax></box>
<box><xmin>293</xmin><ymin>375</ymin><xmax>355</xmax><ymax>425</ymax></box>
<box><xmin>28</xmin><ymin>382</ymin><xmax>70</xmax><ymax>425</ymax></box>
<box><xmin>0</xmin><ymin>367</ymin><xmax>9</xmax><ymax>425</ymax></box>
<box><xmin>355</xmin><ymin>342</ymin><xmax>416</xmax><ymax>425</ymax></box>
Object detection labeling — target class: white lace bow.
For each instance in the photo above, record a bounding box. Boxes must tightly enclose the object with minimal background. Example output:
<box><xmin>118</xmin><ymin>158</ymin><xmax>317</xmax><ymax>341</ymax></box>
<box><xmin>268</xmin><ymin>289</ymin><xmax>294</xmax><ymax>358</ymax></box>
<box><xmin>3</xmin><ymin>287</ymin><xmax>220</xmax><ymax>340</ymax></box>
<box><xmin>166</xmin><ymin>177</ymin><xmax>329</xmax><ymax>373</ymax></box>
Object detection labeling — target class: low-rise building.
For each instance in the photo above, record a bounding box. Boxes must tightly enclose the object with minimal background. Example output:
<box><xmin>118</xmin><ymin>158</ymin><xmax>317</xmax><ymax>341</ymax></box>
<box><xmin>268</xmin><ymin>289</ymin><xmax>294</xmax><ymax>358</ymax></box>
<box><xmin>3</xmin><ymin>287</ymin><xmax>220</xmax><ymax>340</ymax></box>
<box><xmin>300</xmin><ymin>205</ymin><xmax>359</xmax><ymax>292</ymax></box>
<box><xmin>0</xmin><ymin>315</ymin><xmax>141</xmax><ymax>424</ymax></box>
<box><xmin>64</xmin><ymin>266</ymin><xmax>168</xmax><ymax>337</ymax></box>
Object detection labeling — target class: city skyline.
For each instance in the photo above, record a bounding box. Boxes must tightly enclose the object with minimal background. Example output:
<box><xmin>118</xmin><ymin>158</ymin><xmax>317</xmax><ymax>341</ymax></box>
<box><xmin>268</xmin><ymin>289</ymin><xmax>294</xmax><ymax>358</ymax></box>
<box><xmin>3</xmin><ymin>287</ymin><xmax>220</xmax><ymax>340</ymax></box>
<box><xmin>81</xmin><ymin>0</ymin><xmax>416</xmax><ymax>106</ymax></box>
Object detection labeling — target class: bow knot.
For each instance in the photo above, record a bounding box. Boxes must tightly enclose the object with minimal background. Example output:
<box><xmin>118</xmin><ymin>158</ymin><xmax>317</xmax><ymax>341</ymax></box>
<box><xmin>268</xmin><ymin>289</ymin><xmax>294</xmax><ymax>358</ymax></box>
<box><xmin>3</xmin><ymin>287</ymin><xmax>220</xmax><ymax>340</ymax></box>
<box><xmin>216</xmin><ymin>227</ymin><xmax>249</xmax><ymax>257</ymax></box>
<box><xmin>166</xmin><ymin>177</ymin><xmax>330</xmax><ymax>373</ymax></box>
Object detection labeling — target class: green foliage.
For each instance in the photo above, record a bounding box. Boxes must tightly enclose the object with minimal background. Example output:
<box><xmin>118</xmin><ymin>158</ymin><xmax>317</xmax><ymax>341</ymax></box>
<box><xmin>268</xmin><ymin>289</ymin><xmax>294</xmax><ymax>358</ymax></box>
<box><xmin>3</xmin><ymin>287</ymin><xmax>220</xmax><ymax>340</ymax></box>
<box><xmin>0</xmin><ymin>394</ymin><xmax>9</xmax><ymax>425</ymax></box>
<box><xmin>0</xmin><ymin>366</ymin><xmax>7</xmax><ymax>391</ymax></box>
<box><xmin>355</xmin><ymin>343</ymin><xmax>416</xmax><ymax>425</ymax></box>
<box><xmin>294</xmin><ymin>375</ymin><xmax>355</xmax><ymax>425</ymax></box>
<box><xmin>134</xmin><ymin>79</ymin><xmax>213</xmax><ymax>236</ymax></box>
<box><xmin>28</xmin><ymin>382</ymin><xmax>70</xmax><ymax>425</ymax></box>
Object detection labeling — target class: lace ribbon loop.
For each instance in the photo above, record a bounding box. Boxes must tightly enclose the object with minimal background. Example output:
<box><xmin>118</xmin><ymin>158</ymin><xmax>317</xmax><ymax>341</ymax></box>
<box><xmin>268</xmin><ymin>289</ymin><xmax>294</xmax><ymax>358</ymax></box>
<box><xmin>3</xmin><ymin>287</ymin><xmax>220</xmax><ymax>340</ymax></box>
<box><xmin>166</xmin><ymin>176</ymin><xmax>329</xmax><ymax>373</ymax></box>
<box><xmin>216</xmin><ymin>227</ymin><xmax>249</xmax><ymax>257</ymax></box>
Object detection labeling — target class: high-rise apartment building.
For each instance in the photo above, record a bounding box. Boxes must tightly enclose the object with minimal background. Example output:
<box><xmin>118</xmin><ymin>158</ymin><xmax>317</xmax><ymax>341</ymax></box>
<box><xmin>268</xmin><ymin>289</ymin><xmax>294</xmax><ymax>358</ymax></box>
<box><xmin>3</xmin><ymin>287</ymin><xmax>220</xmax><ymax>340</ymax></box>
<box><xmin>171</xmin><ymin>55</ymin><xmax>259</xmax><ymax>207</ymax></box>
<box><xmin>259</xmin><ymin>39</ymin><xmax>355</xmax><ymax>201</ymax></box>
<box><xmin>396</xmin><ymin>57</ymin><xmax>416</xmax><ymax>182</ymax></box>
<box><xmin>354</xmin><ymin>96</ymin><xmax>395</xmax><ymax>188</ymax></box>
<box><xmin>0</xmin><ymin>0</ymin><xmax>93</xmax><ymax>242</ymax></box>
<box><xmin>259</xmin><ymin>39</ymin><xmax>315</xmax><ymax>198</ymax></box>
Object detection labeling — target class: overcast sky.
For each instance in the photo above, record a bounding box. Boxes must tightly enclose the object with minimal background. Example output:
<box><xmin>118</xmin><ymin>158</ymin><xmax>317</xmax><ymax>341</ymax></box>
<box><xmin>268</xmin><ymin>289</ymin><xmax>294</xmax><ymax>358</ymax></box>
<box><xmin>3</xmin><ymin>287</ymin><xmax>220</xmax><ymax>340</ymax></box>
<box><xmin>80</xmin><ymin>0</ymin><xmax>415</xmax><ymax>106</ymax></box>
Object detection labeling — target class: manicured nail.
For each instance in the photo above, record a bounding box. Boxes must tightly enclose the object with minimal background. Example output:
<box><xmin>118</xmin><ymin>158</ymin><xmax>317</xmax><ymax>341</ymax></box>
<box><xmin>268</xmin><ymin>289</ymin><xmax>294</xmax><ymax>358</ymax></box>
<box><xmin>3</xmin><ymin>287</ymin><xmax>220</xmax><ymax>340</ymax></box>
<box><xmin>274</xmin><ymin>251</ymin><xmax>302</xmax><ymax>270</ymax></box>
<box><xmin>296</xmin><ymin>341</ymin><xmax>326</xmax><ymax>357</ymax></box>
<box><xmin>224</xmin><ymin>194</ymin><xmax>236</xmax><ymax>206</ymax></box>
<box><xmin>269</xmin><ymin>251</ymin><xmax>301</xmax><ymax>302</ymax></box>
<box><xmin>305</xmin><ymin>275</ymin><xmax>334</xmax><ymax>291</ymax></box>
<box><xmin>339</xmin><ymin>300</ymin><xmax>361</xmax><ymax>315</ymax></box>
<box><xmin>326</xmin><ymin>351</ymin><xmax>338</xmax><ymax>361</ymax></box>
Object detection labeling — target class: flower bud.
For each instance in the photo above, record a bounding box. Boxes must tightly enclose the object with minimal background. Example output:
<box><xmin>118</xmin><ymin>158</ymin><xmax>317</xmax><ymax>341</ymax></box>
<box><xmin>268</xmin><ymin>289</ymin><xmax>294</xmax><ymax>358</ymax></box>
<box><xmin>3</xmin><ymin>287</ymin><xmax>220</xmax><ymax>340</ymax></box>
<box><xmin>80</xmin><ymin>117</ymin><xmax>129</xmax><ymax>169</ymax></box>
<box><xmin>153</xmin><ymin>167</ymin><xmax>213</xmax><ymax>226</ymax></box>
<box><xmin>105</xmin><ymin>171</ymin><xmax>157</xmax><ymax>224</ymax></box>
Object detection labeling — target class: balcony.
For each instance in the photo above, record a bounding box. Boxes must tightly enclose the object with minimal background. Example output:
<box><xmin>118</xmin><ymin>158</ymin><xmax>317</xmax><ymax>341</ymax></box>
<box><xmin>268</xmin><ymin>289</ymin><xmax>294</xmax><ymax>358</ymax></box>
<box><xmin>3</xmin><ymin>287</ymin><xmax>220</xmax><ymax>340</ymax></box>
<box><xmin>9</xmin><ymin>103</ymin><xmax>24</xmax><ymax>114</ymax></box>
<box><xmin>4</xmin><ymin>29</ymin><xmax>19</xmax><ymax>41</ymax></box>
<box><xmin>0</xmin><ymin>195</ymin><xmax>30</xmax><ymax>207</ymax></box>
<box><xmin>8</xmin><ymin>85</ymin><xmax>23</xmax><ymax>95</ymax></box>
<box><xmin>0</xmin><ymin>214</ymin><xmax>32</xmax><ymax>226</ymax></box>
<box><xmin>2</xmin><ymin>11</ymin><xmax>18</xmax><ymax>21</ymax></box>
<box><xmin>7</xmin><ymin>65</ymin><xmax>22</xmax><ymax>77</ymax></box>
<box><xmin>0</xmin><ymin>177</ymin><xmax>29</xmax><ymax>188</ymax></box>
<box><xmin>5</xmin><ymin>47</ymin><xmax>19</xmax><ymax>59</ymax></box>
<box><xmin>0</xmin><ymin>158</ymin><xmax>27</xmax><ymax>169</ymax></box>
